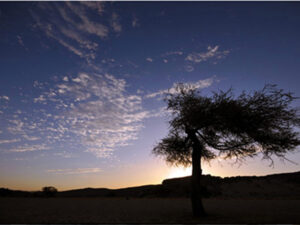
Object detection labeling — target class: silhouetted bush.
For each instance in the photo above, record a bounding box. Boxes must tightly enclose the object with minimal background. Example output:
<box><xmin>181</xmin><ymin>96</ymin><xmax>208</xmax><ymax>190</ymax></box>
<box><xmin>42</xmin><ymin>186</ymin><xmax>58</xmax><ymax>197</ymax></box>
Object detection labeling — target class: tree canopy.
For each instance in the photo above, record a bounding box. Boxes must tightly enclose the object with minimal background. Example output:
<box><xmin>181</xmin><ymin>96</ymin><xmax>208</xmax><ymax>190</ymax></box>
<box><xmin>153</xmin><ymin>84</ymin><xmax>300</xmax><ymax>167</ymax></box>
<box><xmin>42</xmin><ymin>186</ymin><xmax>58</xmax><ymax>197</ymax></box>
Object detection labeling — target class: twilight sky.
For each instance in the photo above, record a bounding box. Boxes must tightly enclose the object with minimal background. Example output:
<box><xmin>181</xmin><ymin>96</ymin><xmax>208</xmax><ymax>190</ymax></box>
<box><xmin>0</xmin><ymin>1</ymin><xmax>300</xmax><ymax>191</ymax></box>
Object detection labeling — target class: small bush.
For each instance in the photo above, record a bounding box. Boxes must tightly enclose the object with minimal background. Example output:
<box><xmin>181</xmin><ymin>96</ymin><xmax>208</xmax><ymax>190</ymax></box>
<box><xmin>42</xmin><ymin>186</ymin><xmax>58</xmax><ymax>197</ymax></box>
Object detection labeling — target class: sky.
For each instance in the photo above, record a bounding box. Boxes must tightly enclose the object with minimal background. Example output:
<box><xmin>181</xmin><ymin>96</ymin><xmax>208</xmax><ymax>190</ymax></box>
<box><xmin>0</xmin><ymin>1</ymin><xmax>300</xmax><ymax>191</ymax></box>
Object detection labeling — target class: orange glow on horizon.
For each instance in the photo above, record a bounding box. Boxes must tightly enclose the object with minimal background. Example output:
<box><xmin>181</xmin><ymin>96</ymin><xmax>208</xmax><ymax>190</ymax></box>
<box><xmin>166</xmin><ymin>166</ymin><xmax>191</xmax><ymax>179</ymax></box>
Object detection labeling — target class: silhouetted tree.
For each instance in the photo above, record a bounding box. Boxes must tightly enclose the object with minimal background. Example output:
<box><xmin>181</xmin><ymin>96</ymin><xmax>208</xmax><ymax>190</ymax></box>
<box><xmin>153</xmin><ymin>84</ymin><xmax>300</xmax><ymax>217</ymax></box>
<box><xmin>42</xmin><ymin>186</ymin><xmax>58</xmax><ymax>197</ymax></box>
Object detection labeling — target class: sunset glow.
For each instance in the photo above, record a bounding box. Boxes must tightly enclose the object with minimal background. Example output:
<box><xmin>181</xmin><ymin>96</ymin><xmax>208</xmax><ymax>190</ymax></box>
<box><xmin>167</xmin><ymin>167</ymin><xmax>192</xmax><ymax>179</ymax></box>
<box><xmin>0</xmin><ymin>2</ymin><xmax>300</xmax><ymax>191</ymax></box>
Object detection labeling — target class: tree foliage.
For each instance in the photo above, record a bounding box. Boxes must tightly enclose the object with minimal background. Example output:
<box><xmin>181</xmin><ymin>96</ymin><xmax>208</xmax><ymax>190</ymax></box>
<box><xmin>42</xmin><ymin>186</ymin><xmax>58</xmax><ymax>197</ymax></box>
<box><xmin>153</xmin><ymin>84</ymin><xmax>300</xmax><ymax>166</ymax></box>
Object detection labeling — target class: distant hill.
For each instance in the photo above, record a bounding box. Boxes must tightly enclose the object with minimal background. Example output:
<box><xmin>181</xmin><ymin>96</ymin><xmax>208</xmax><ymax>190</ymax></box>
<box><xmin>161</xmin><ymin>171</ymin><xmax>300</xmax><ymax>199</ymax></box>
<box><xmin>1</xmin><ymin>171</ymin><xmax>299</xmax><ymax>199</ymax></box>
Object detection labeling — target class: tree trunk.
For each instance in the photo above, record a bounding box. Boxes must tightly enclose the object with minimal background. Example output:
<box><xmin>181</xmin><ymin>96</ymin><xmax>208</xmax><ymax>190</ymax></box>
<box><xmin>189</xmin><ymin>132</ymin><xmax>206</xmax><ymax>217</ymax></box>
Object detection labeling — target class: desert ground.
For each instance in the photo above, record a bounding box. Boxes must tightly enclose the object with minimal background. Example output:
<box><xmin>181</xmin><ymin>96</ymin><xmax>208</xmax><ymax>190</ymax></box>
<box><xmin>0</xmin><ymin>197</ymin><xmax>299</xmax><ymax>223</ymax></box>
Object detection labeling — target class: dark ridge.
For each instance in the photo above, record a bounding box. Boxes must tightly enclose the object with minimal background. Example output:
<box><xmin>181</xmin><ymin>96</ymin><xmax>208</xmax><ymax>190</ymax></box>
<box><xmin>1</xmin><ymin>171</ymin><xmax>299</xmax><ymax>199</ymax></box>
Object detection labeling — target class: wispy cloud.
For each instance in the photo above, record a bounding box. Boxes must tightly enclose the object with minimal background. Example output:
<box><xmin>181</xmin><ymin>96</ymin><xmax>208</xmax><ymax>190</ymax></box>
<box><xmin>16</xmin><ymin>35</ymin><xmax>26</xmax><ymax>49</ymax></box>
<box><xmin>7</xmin><ymin>119</ymin><xmax>24</xmax><ymax>134</ymax></box>
<box><xmin>145</xmin><ymin>46</ymin><xmax>228</xmax><ymax>72</ymax></box>
<box><xmin>47</xmin><ymin>167</ymin><xmax>101</xmax><ymax>174</ymax></box>
<box><xmin>185</xmin><ymin>45</ymin><xmax>230</xmax><ymax>63</ymax></box>
<box><xmin>30</xmin><ymin>2</ymin><xmax>114</xmax><ymax>63</ymax></box>
<box><xmin>80</xmin><ymin>1</ymin><xmax>104</xmax><ymax>15</ymax></box>
<box><xmin>162</xmin><ymin>51</ymin><xmax>184</xmax><ymax>57</ymax></box>
<box><xmin>0</xmin><ymin>139</ymin><xmax>21</xmax><ymax>144</ymax></box>
<box><xmin>28</xmin><ymin>72</ymin><xmax>153</xmax><ymax>158</ymax></box>
<box><xmin>54</xmin><ymin>151</ymin><xmax>75</xmax><ymax>158</ymax></box>
<box><xmin>8</xmin><ymin>144</ymin><xmax>49</xmax><ymax>152</ymax></box>
<box><xmin>184</xmin><ymin>65</ymin><xmax>194</xmax><ymax>72</ymax></box>
<box><xmin>0</xmin><ymin>95</ymin><xmax>10</xmax><ymax>101</ymax></box>
<box><xmin>110</xmin><ymin>12</ymin><xmax>122</xmax><ymax>33</ymax></box>
<box><xmin>1</xmin><ymin>72</ymin><xmax>157</xmax><ymax>158</ymax></box>
<box><xmin>34</xmin><ymin>95</ymin><xmax>47</xmax><ymax>103</ymax></box>
<box><xmin>64</xmin><ymin>2</ymin><xmax>108</xmax><ymax>38</ymax></box>
<box><xmin>146</xmin><ymin>57</ymin><xmax>153</xmax><ymax>62</ymax></box>
<box><xmin>132</xmin><ymin>15</ymin><xmax>139</xmax><ymax>28</ymax></box>
<box><xmin>22</xmin><ymin>135</ymin><xmax>40</xmax><ymax>141</ymax></box>
<box><xmin>145</xmin><ymin>76</ymin><xmax>216</xmax><ymax>99</ymax></box>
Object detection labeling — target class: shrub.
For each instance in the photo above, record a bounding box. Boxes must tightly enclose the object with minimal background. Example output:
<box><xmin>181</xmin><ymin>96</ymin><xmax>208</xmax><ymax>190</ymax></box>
<box><xmin>42</xmin><ymin>186</ymin><xmax>58</xmax><ymax>197</ymax></box>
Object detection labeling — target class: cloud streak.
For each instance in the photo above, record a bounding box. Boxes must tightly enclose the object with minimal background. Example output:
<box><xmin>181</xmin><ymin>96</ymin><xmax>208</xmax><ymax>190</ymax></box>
<box><xmin>145</xmin><ymin>76</ymin><xmax>216</xmax><ymax>99</ymax></box>
<box><xmin>110</xmin><ymin>12</ymin><xmax>122</xmax><ymax>33</ymax></box>
<box><xmin>30</xmin><ymin>2</ymin><xmax>119</xmax><ymax>63</ymax></box>
<box><xmin>132</xmin><ymin>15</ymin><xmax>139</xmax><ymax>28</ymax></box>
<box><xmin>185</xmin><ymin>45</ymin><xmax>230</xmax><ymax>63</ymax></box>
<box><xmin>8</xmin><ymin>144</ymin><xmax>49</xmax><ymax>152</ymax></box>
<box><xmin>0</xmin><ymin>95</ymin><xmax>10</xmax><ymax>101</ymax></box>
<box><xmin>146</xmin><ymin>57</ymin><xmax>153</xmax><ymax>62</ymax></box>
<box><xmin>47</xmin><ymin>167</ymin><xmax>101</xmax><ymax>175</ymax></box>
<box><xmin>0</xmin><ymin>139</ymin><xmax>21</xmax><ymax>144</ymax></box>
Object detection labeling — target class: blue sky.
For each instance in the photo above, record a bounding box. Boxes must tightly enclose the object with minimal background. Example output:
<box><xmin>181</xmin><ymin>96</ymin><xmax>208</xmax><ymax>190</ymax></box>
<box><xmin>0</xmin><ymin>2</ymin><xmax>300</xmax><ymax>191</ymax></box>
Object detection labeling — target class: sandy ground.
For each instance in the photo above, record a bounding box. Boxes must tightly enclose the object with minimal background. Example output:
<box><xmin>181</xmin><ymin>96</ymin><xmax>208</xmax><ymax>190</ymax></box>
<box><xmin>0</xmin><ymin>197</ymin><xmax>299</xmax><ymax>223</ymax></box>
